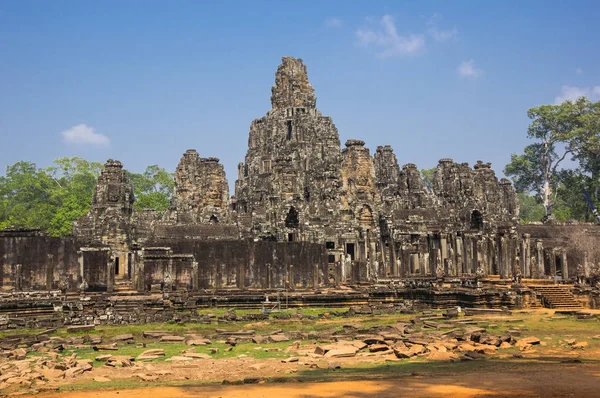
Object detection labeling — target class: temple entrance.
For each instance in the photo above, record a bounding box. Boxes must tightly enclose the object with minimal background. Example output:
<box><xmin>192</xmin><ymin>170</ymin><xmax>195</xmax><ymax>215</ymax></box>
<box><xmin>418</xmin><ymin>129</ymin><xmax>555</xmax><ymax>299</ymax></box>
<box><xmin>346</xmin><ymin>243</ymin><xmax>355</xmax><ymax>261</ymax></box>
<box><xmin>115</xmin><ymin>257</ymin><xmax>120</xmax><ymax>275</ymax></box>
<box><xmin>471</xmin><ymin>210</ymin><xmax>483</xmax><ymax>230</ymax></box>
<box><xmin>285</xmin><ymin>206</ymin><xmax>299</xmax><ymax>228</ymax></box>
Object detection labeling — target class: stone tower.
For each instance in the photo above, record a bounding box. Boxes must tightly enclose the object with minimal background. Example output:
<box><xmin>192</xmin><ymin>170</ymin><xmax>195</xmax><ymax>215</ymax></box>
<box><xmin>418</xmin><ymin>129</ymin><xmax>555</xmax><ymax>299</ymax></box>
<box><xmin>234</xmin><ymin>56</ymin><xmax>342</xmax><ymax>241</ymax></box>
<box><xmin>165</xmin><ymin>149</ymin><xmax>230</xmax><ymax>224</ymax></box>
<box><xmin>73</xmin><ymin>159</ymin><xmax>135</xmax><ymax>277</ymax></box>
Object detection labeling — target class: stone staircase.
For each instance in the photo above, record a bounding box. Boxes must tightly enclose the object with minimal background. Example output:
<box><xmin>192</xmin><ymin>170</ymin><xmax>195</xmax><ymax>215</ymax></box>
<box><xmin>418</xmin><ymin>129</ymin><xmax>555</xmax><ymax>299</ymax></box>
<box><xmin>530</xmin><ymin>285</ymin><xmax>582</xmax><ymax>309</ymax></box>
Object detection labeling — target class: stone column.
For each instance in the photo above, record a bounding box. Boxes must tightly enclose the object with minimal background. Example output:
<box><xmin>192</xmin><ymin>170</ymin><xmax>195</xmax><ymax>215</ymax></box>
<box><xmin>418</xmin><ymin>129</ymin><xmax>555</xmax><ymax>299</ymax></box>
<box><xmin>77</xmin><ymin>251</ymin><xmax>84</xmax><ymax>286</ymax></box>
<box><xmin>561</xmin><ymin>249</ymin><xmax>568</xmax><ymax>280</ymax></box>
<box><xmin>536</xmin><ymin>240</ymin><xmax>545</xmax><ymax>278</ymax></box>
<box><xmin>583</xmin><ymin>252</ymin><xmax>590</xmax><ymax>278</ymax></box>
<box><xmin>401</xmin><ymin>246</ymin><xmax>410</xmax><ymax>277</ymax></box>
<box><xmin>136</xmin><ymin>249</ymin><xmax>145</xmax><ymax>292</ymax></box>
<box><xmin>550</xmin><ymin>249</ymin><xmax>557</xmax><ymax>277</ymax></box>
<box><xmin>390</xmin><ymin>241</ymin><xmax>397</xmax><ymax>277</ymax></box>
<box><xmin>441</xmin><ymin>236</ymin><xmax>448</xmax><ymax>263</ymax></box>
<box><xmin>456</xmin><ymin>236</ymin><xmax>463</xmax><ymax>276</ymax></box>
<box><xmin>191</xmin><ymin>260</ymin><xmax>198</xmax><ymax>291</ymax></box>
<box><xmin>523</xmin><ymin>234</ymin><xmax>531</xmax><ymax>278</ymax></box>
<box><xmin>107</xmin><ymin>254</ymin><xmax>114</xmax><ymax>293</ymax></box>
<box><xmin>465</xmin><ymin>236</ymin><xmax>473</xmax><ymax>274</ymax></box>
<box><xmin>500</xmin><ymin>236</ymin><xmax>508</xmax><ymax>279</ymax></box>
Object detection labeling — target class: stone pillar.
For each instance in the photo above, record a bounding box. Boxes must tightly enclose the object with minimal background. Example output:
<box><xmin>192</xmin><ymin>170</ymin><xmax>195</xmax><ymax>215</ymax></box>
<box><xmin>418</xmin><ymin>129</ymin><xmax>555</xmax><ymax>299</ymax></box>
<box><xmin>550</xmin><ymin>249</ymin><xmax>557</xmax><ymax>277</ymax></box>
<box><xmin>536</xmin><ymin>239</ymin><xmax>545</xmax><ymax>278</ymax></box>
<box><xmin>499</xmin><ymin>236</ymin><xmax>508</xmax><ymax>279</ymax></box>
<box><xmin>441</xmin><ymin>236</ymin><xmax>448</xmax><ymax>263</ymax></box>
<box><xmin>561</xmin><ymin>249</ymin><xmax>568</xmax><ymax>280</ymax></box>
<box><xmin>422</xmin><ymin>252</ymin><xmax>429</xmax><ymax>276</ymax></box>
<box><xmin>136</xmin><ymin>249</ymin><xmax>145</xmax><ymax>292</ymax></box>
<box><xmin>465</xmin><ymin>236</ymin><xmax>473</xmax><ymax>274</ymax></box>
<box><xmin>107</xmin><ymin>254</ymin><xmax>114</xmax><ymax>293</ymax></box>
<box><xmin>523</xmin><ymin>234</ymin><xmax>531</xmax><ymax>278</ymax></box>
<box><xmin>401</xmin><ymin>246</ymin><xmax>410</xmax><ymax>277</ymax></box>
<box><xmin>192</xmin><ymin>260</ymin><xmax>199</xmax><ymax>291</ymax></box>
<box><xmin>456</xmin><ymin>236</ymin><xmax>463</xmax><ymax>276</ymax></box>
<box><xmin>77</xmin><ymin>251</ymin><xmax>84</xmax><ymax>285</ymax></box>
<box><xmin>390</xmin><ymin>241</ymin><xmax>397</xmax><ymax>277</ymax></box>
<box><xmin>583</xmin><ymin>252</ymin><xmax>590</xmax><ymax>278</ymax></box>
<box><xmin>369</xmin><ymin>236</ymin><xmax>377</xmax><ymax>280</ymax></box>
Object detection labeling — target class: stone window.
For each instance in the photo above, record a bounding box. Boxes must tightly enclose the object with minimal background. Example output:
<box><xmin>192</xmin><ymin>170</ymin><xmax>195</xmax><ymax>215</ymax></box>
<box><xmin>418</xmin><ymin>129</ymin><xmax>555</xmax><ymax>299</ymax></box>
<box><xmin>326</xmin><ymin>241</ymin><xmax>335</xmax><ymax>249</ymax></box>
<box><xmin>328</xmin><ymin>254</ymin><xmax>336</xmax><ymax>263</ymax></box>
<box><xmin>286</xmin><ymin>120</ymin><xmax>292</xmax><ymax>140</ymax></box>
<box><xmin>262</xmin><ymin>160</ymin><xmax>272</xmax><ymax>173</ymax></box>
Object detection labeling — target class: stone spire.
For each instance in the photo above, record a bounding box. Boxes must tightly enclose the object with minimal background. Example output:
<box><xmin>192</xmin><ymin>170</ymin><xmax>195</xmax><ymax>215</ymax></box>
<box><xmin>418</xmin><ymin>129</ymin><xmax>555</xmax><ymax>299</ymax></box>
<box><xmin>270</xmin><ymin>57</ymin><xmax>316</xmax><ymax>110</ymax></box>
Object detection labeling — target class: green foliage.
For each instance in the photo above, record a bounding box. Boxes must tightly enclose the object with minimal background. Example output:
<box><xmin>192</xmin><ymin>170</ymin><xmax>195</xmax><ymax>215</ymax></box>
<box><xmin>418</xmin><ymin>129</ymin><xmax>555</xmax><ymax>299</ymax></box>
<box><xmin>516</xmin><ymin>192</ymin><xmax>545</xmax><ymax>223</ymax></box>
<box><xmin>505</xmin><ymin>97</ymin><xmax>600</xmax><ymax>221</ymax></box>
<box><xmin>126</xmin><ymin>165</ymin><xmax>174</xmax><ymax>213</ymax></box>
<box><xmin>420</xmin><ymin>167</ymin><xmax>436</xmax><ymax>190</ymax></box>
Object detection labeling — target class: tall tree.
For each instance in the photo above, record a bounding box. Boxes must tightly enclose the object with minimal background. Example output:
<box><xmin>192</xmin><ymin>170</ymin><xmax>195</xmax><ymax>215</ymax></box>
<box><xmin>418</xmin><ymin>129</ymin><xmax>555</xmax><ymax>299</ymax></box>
<box><xmin>505</xmin><ymin>98</ymin><xmax>593</xmax><ymax>218</ymax></box>
<box><xmin>43</xmin><ymin>157</ymin><xmax>103</xmax><ymax>236</ymax></box>
<box><xmin>127</xmin><ymin>165</ymin><xmax>174</xmax><ymax>214</ymax></box>
<box><xmin>0</xmin><ymin>161</ymin><xmax>57</xmax><ymax>231</ymax></box>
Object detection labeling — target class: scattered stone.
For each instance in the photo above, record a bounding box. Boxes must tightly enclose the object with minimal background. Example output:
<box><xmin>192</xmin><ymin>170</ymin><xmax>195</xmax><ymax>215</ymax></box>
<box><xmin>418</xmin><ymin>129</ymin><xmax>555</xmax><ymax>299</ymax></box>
<box><xmin>166</xmin><ymin>356</ymin><xmax>194</xmax><ymax>362</ymax></box>
<box><xmin>66</xmin><ymin>325</ymin><xmax>95</xmax><ymax>333</ymax></box>
<box><xmin>517</xmin><ymin>337</ymin><xmax>541</xmax><ymax>346</ymax></box>
<box><xmin>572</xmin><ymin>342</ymin><xmax>588</xmax><ymax>349</ymax></box>
<box><xmin>182</xmin><ymin>352</ymin><xmax>212</xmax><ymax>359</ymax></box>
<box><xmin>269</xmin><ymin>334</ymin><xmax>290</xmax><ymax>343</ymax></box>
<box><xmin>112</xmin><ymin>334</ymin><xmax>134</xmax><ymax>342</ymax></box>
<box><xmin>138</xmin><ymin>349</ymin><xmax>165</xmax><ymax>360</ymax></box>
<box><xmin>93</xmin><ymin>344</ymin><xmax>119</xmax><ymax>351</ymax></box>
<box><xmin>369</xmin><ymin>344</ymin><xmax>390</xmax><ymax>353</ymax></box>
<box><xmin>143</xmin><ymin>331</ymin><xmax>170</xmax><ymax>338</ymax></box>
<box><xmin>135</xmin><ymin>373</ymin><xmax>159</xmax><ymax>381</ymax></box>
<box><xmin>186</xmin><ymin>338</ymin><xmax>211</xmax><ymax>346</ymax></box>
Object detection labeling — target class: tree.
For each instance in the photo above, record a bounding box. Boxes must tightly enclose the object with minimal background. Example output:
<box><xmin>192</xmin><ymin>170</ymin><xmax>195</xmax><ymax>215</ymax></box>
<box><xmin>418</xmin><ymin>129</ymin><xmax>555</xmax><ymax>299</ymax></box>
<box><xmin>127</xmin><ymin>165</ymin><xmax>174</xmax><ymax>214</ymax></box>
<box><xmin>516</xmin><ymin>192</ymin><xmax>545</xmax><ymax>223</ymax></box>
<box><xmin>0</xmin><ymin>161</ymin><xmax>57</xmax><ymax>231</ymax></box>
<box><xmin>43</xmin><ymin>157</ymin><xmax>103</xmax><ymax>236</ymax></box>
<box><xmin>420</xmin><ymin>167</ymin><xmax>436</xmax><ymax>190</ymax></box>
<box><xmin>505</xmin><ymin>97</ymin><xmax>595</xmax><ymax>218</ymax></box>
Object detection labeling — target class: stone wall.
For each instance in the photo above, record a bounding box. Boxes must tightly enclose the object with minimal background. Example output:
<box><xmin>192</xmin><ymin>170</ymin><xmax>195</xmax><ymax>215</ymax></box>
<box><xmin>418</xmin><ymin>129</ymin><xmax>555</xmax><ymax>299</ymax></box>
<box><xmin>0</xmin><ymin>229</ymin><xmax>79</xmax><ymax>291</ymax></box>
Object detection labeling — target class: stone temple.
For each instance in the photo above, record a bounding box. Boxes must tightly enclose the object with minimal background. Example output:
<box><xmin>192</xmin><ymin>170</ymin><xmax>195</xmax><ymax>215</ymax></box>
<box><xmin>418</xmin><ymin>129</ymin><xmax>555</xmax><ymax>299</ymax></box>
<box><xmin>0</xmin><ymin>57</ymin><xmax>599</xmax><ymax>327</ymax></box>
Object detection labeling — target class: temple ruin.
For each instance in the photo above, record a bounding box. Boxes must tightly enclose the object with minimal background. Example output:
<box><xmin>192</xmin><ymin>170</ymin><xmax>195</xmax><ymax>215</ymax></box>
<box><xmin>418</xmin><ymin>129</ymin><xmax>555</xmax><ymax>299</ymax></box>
<box><xmin>1</xmin><ymin>56</ymin><xmax>599</xmax><ymax>328</ymax></box>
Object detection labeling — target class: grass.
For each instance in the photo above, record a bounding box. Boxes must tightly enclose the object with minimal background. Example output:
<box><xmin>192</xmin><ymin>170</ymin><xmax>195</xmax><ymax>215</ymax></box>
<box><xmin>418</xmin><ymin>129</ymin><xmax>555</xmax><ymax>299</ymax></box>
<box><xmin>60</xmin><ymin>340</ymin><xmax>293</xmax><ymax>366</ymax></box>
<box><xmin>5</xmin><ymin>307</ymin><xmax>599</xmax><ymax>394</ymax></box>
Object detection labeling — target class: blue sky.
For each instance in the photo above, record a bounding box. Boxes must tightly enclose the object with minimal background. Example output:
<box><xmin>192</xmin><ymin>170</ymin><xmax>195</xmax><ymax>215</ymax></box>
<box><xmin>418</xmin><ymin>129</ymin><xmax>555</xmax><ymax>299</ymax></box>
<box><xmin>1</xmin><ymin>1</ymin><xmax>599</xmax><ymax>189</ymax></box>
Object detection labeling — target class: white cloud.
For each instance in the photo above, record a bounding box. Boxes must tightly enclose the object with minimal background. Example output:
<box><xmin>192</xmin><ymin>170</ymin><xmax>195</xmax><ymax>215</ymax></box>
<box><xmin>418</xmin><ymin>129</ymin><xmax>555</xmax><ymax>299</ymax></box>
<box><xmin>554</xmin><ymin>85</ymin><xmax>600</xmax><ymax>103</ymax></box>
<box><xmin>61</xmin><ymin>124</ymin><xmax>110</xmax><ymax>147</ymax></box>
<box><xmin>356</xmin><ymin>15</ymin><xmax>425</xmax><ymax>58</ymax></box>
<box><xmin>576</xmin><ymin>67</ymin><xmax>583</xmax><ymax>75</ymax></box>
<box><xmin>426</xmin><ymin>13</ymin><xmax>457</xmax><ymax>42</ymax></box>
<box><xmin>457</xmin><ymin>59</ymin><xmax>483</xmax><ymax>78</ymax></box>
<box><xmin>325</xmin><ymin>17</ymin><xmax>343</xmax><ymax>28</ymax></box>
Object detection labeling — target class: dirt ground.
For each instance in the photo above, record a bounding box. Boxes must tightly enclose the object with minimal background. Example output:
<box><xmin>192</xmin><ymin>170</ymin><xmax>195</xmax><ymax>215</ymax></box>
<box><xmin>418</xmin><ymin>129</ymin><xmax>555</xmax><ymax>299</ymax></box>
<box><xmin>5</xmin><ymin>308</ymin><xmax>600</xmax><ymax>397</ymax></box>
<box><xmin>34</xmin><ymin>362</ymin><xmax>600</xmax><ymax>398</ymax></box>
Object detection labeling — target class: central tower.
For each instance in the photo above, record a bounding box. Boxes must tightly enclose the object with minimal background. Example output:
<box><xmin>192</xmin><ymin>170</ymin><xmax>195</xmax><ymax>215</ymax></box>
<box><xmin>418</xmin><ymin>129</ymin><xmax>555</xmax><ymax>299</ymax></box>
<box><xmin>234</xmin><ymin>57</ymin><xmax>342</xmax><ymax>242</ymax></box>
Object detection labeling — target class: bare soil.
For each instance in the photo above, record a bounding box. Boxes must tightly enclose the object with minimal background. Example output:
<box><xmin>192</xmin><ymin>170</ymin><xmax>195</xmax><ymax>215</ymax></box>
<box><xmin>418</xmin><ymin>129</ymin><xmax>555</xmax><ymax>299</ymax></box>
<box><xmin>33</xmin><ymin>362</ymin><xmax>600</xmax><ymax>397</ymax></box>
